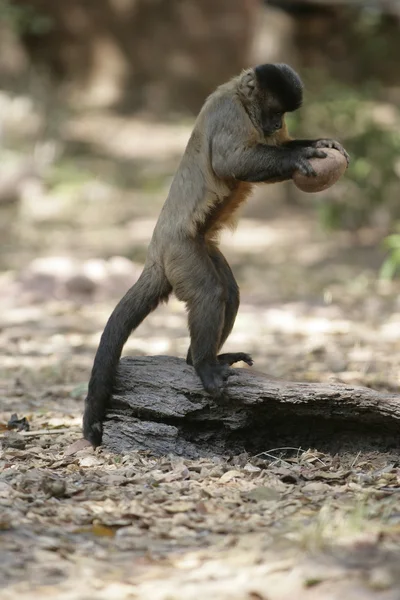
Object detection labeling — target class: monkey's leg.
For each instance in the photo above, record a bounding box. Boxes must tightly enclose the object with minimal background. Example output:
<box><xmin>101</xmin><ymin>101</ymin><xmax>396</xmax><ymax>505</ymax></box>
<box><xmin>167</xmin><ymin>244</ymin><xmax>229</xmax><ymax>396</ymax></box>
<box><xmin>186</xmin><ymin>246</ymin><xmax>253</xmax><ymax>367</ymax></box>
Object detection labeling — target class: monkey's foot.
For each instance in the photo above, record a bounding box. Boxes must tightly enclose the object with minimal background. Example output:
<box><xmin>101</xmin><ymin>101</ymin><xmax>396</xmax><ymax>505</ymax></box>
<box><xmin>217</xmin><ymin>352</ymin><xmax>253</xmax><ymax>367</ymax></box>
<box><xmin>196</xmin><ymin>362</ymin><xmax>230</xmax><ymax>397</ymax></box>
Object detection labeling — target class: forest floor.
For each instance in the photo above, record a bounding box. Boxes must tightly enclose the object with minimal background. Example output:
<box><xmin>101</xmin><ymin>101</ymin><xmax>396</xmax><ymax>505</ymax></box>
<box><xmin>1</xmin><ymin>108</ymin><xmax>400</xmax><ymax>599</ymax></box>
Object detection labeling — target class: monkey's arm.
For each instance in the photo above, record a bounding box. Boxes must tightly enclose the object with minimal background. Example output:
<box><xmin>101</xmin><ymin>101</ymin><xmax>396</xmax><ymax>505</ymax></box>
<box><xmin>212</xmin><ymin>140</ymin><xmax>324</xmax><ymax>182</ymax></box>
<box><xmin>209</xmin><ymin>97</ymin><xmax>326</xmax><ymax>183</ymax></box>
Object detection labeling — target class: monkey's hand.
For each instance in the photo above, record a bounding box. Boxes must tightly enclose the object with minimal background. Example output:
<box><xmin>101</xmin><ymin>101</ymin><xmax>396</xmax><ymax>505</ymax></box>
<box><xmin>312</xmin><ymin>139</ymin><xmax>350</xmax><ymax>165</ymax></box>
<box><xmin>288</xmin><ymin>146</ymin><xmax>328</xmax><ymax>178</ymax></box>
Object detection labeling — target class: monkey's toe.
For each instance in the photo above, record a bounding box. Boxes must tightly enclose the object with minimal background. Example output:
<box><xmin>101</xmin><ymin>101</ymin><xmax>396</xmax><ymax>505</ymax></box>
<box><xmin>217</xmin><ymin>352</ymin><xmax>253</xmax><ymax>367</ymax></box>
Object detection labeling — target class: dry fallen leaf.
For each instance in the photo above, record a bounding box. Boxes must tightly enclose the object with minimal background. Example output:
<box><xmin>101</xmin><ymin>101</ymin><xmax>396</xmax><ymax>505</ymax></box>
<box><xmin>244</xmin><ymin>487</ymin><xmax>281</xmax><ymax>502</ymax></box>
<box><xmin>74</xmin><ymin>524</ymin><xmax>116</xmax><ymax>537</ymax></box>
<box><xmin>220</xmin><ymin>470</ymin><xmax>243</xmax><ymax>483</ymax></box>
<box><xmin>165</xmin><ymin>502</ymin><xmax>195</xmax><ymax>514</ymax></box>
<box><xmin>302</xmin><ymin>481</ymin><xmax>331</xmax><ymax>493</ymax></box>
<box><xmin>79</xmin><ymin>455</ymin><xmax>101</xmax><ymax>467</ymax></box>
<box><xmin>243</xmin><ymin>464</ymin><xmax>261</xmax><ymax>473</ymax></box>
<box><xmin>64</xmin><ymin>438</ymin><xmax>92</xmax><ymax>456</ymax></box>
<box><xmin>40</xmin><ymin>476</ymin><xmax>67</xmax><ymax>498</ymax></box>
<box><xmin>302</xmin><ymin>469</ymin><xmax>350</xmax><ymax>482</ymax></box>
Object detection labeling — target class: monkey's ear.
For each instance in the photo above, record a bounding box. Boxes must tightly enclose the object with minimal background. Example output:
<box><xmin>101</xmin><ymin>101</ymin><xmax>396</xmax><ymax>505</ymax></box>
<box><xmin>238</xmin><ymin>69</ymin><xmax>257</xmax><ymax>100</ymax></box>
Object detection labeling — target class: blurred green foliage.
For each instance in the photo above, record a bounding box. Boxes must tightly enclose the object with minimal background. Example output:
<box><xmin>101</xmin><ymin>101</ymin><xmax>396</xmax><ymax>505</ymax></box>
<box><xmin>380</xmin><ymin>234</ymin><xmax>400</xmax><ymax>280</ymax></box>
<box><xmin>0</xmin><ymin>0</ymin><xmax>53</xmax><ymax>35</ymax></box>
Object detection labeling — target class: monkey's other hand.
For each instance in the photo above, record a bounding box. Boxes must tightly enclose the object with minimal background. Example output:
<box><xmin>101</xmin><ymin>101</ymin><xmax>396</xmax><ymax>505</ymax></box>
<box><xmin>291</xmin><ymin>147</ymin><xmax>327</xmax><ymax>178</ymax></box>
<box><xmin>83</xmin><ymin>402</ymin><xmax>103</xmax><ymax>448</ymax></box>
<box><xmin>313</xmin><ymin>139</ymin><xmax>350</xmax><ymax>165</ymax></box>
<box><xmin>217</xmin><ymin>352</ymin><xmax>253</xmax><ymax>367</ymax></box>
<box><xmin>196</xmin><ymin>362</ymin><xmax>231</xmax><ymax>397</ymax></box>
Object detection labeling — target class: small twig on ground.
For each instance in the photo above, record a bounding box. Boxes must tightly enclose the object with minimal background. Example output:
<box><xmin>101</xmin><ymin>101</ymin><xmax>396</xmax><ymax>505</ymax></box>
<box><xmin>0</xmin><ymin>428</ymin><xmax>80</xmax><ymax>439</ymax></box>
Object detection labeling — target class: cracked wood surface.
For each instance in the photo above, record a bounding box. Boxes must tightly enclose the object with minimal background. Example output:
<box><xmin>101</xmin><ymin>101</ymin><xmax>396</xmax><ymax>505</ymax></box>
<box><xmin>103</xmin><ymin>356</ymin><xmax>400</xmax><ymax>456</ymax></box>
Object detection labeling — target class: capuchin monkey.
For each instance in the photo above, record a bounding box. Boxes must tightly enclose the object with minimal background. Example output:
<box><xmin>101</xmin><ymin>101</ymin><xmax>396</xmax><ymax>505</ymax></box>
<box><xmin>83</xmin><ymin>63</ymin><xmax>349</xmax><ymax>447</ymax></box>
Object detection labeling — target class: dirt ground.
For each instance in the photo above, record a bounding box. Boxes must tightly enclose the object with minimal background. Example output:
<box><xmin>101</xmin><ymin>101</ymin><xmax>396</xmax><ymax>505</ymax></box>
<box><xmin>1</xmin><ymin>110</ymin><xmax>400</xmax><ymax>599</ymax></box>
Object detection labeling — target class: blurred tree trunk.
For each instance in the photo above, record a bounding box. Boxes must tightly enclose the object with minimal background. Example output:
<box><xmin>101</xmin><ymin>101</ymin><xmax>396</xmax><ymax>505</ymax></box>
<box><xmin>267</xmin><ymin>1</ymin><xmax>400</xmax><ymax>86</ymax></box>
<box><xmin>11</xmin><ymin>0</ymin><xmax>259</xmax><ymax>114</ymax></box>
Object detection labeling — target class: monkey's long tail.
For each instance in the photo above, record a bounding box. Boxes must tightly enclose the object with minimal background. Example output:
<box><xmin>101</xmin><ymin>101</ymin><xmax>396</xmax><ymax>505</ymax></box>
<box><xmin>83</xmin><ymin>265</ymin><xmax>171</xmax><ymax>447</ymax></box>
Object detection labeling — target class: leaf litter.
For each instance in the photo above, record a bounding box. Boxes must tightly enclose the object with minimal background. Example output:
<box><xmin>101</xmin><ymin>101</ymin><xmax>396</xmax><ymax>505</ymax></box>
<box><xmin>2</xmin><ymin>426</ymin><xmax>400</xmax><ymax>599</ymax></box>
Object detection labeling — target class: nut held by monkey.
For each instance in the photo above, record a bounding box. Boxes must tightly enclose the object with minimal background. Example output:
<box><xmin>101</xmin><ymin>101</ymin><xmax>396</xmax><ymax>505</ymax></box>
<box><xmin>293</xmin><ymin>147</ymin><xmax>348</xmax><ymax>193</ymax></box>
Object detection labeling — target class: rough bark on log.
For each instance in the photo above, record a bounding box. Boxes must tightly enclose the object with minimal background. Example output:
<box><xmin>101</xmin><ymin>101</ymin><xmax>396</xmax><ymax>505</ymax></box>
<box><xmin>103</xmin><ymin>356</ymin><xmax>400</xmax><ymax>457</ymax></box>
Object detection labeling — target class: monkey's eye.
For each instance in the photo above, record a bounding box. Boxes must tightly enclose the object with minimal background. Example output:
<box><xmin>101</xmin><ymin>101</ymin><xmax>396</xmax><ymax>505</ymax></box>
<box><xmin>272</xmin><ymin>113</ymin><xmax>283</xmax><ymax>130</ymax></box>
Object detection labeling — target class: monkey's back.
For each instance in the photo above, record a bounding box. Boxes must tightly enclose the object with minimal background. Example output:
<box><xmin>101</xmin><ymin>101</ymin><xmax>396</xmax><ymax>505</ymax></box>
<box><xmin>148</xmin><ymin>83</ymin><xmax>257</xmax><ymax>258</ymax></box>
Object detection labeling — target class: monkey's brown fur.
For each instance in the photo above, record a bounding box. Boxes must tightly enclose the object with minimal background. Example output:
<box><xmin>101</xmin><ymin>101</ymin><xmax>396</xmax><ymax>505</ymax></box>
<box><xmin>83</xmin><ymin>63</ymin><xmax>349</xmax><ymax>447</ymax></box>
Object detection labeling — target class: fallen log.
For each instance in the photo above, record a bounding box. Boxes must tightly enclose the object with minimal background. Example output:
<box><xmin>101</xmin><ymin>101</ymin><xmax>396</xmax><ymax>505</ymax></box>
<box><xmin>103</xmin><ymin>356</ymin><xmax>400</xmax><ymax>457</ymax></box>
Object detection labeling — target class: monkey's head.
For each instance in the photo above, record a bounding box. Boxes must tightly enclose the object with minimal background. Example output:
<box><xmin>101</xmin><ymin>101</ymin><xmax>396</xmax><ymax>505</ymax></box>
<box><xmin>238</xmin><ymin>63</ymin><xmax>303</xmax><ymax>137</ymax></box>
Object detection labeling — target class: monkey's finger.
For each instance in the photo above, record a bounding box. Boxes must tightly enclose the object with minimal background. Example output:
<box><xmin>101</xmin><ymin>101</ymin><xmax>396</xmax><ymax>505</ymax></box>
<box><xmin>314</xmin><ymin>138</ymin><xmax>341</xmax><ymax>150</ymax></box>
<box><xmin>315</xmin><ymin>139</ymin><xmax>350</xmax><ymax>164</ymax></box>
<box><xmin>314</xmin><ymin>139</ymin><xmax>333</xmax><ymax>148</ymax></box>
<box><xmin>297</xmin><ymin>159</ymin><xmax>317</xmax><ymax>177</ymax></box>
<box><xmin>313</xmin><ymin>149</ymin><xmax>328</xmax><ymax>159</ymax></box>
<box><xmin>303</xmin><ymin>147</ymin><xmax>326</xmax><ymax>160</ymax></box>
<box><xmin>336</xmin><ymin>146</ymin><xmax>350</xmax><ymax>165</ymax></box>
<box><xmin>329</xmin><ymin>141</ymin><xmax>350</xmax><ymax>163</ymax></box>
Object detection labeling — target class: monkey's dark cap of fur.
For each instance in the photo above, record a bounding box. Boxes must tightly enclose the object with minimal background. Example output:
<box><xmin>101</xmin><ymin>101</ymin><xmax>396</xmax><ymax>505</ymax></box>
<box><xmin>255</xmin><ymin>63</ymin><xmax>303</xmax><ymax>112</ymax></box>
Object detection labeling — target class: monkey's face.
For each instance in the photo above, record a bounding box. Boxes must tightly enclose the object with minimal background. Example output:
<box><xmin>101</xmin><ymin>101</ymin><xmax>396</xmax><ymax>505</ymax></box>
<box><xmin>260</xmin><ymin>107</ymin><xmax>284</xmax><ymax>137</ymax></box>
<box><xmin>251</xmin><ymin>63</ymin><xmax>303</xmax><ymax>137</ymax></box>
<box><xmin>238</xmin><ymin>63</ymin><xmax>303</xmax><ymax>138</ymax></box>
